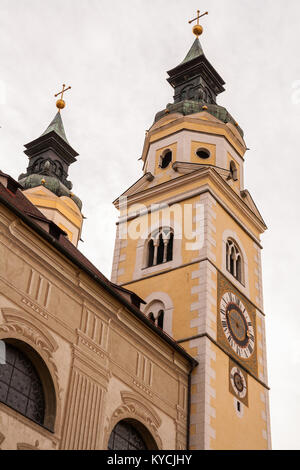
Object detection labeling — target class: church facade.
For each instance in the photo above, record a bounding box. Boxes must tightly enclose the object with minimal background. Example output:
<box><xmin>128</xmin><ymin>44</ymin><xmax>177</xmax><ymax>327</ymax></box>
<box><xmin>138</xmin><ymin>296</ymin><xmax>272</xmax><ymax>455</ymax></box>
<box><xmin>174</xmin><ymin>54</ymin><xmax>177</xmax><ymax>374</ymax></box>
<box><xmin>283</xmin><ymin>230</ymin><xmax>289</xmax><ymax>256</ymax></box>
<box><xmin>0</xmin><ymin>21</ymin><xmax>271</xmax><ymax>450</ymax></box>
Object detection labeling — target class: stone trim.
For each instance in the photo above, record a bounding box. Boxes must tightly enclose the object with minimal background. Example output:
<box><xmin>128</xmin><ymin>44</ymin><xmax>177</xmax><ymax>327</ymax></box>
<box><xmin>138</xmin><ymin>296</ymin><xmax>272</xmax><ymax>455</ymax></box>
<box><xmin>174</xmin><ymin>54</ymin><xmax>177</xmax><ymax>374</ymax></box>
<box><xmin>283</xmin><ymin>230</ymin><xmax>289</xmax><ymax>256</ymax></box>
<box><xmin>260</xmin><ymin>390</ymin><xmax>272</xmax><ymax>449</ymax></box>
<box><xmin>189</xmin><ymin>336</ymin><xmax>216</xmax><ymax>450</ymax></box>
<box><xmin>0</xmin><ymin>309</ymin><xmax>62</xmax><ymax>433</ymax></box>
<box><xmin>103</xmin><ymin>391</ymin><xmax>162</xmax><ymax>450</ymax></box>
<box><xmin>253</xmin><ymin>242</ymin><xmax>264</xmax><ymax>310</ymax></box>
<box><xmin>116</xmin><ymin>179</ymin><xmax>264</xmax><ymax>244</ymax></box>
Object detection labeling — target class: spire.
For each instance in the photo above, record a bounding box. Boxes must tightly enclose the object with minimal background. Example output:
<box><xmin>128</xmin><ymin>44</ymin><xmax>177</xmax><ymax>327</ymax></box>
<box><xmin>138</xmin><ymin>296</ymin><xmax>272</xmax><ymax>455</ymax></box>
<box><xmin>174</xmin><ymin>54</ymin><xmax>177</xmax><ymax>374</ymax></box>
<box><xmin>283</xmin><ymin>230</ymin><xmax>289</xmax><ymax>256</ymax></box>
<box><xmin>18</xmin><ymin>87</ymin><xmax>82</xmax><ymax>210</ymax></box>
<box><xmin>153</xmin><ymin>12</ymin><xmax>244</xmax><ymax>137</ymax></box>
<box><xmin>166</xmin><ymin>38</ymin><xmax>225</xmax><ymax>106</ymax></box>
<box><xmin>41</xmin><ymin>111</ymin><xmax>69</xmax><ymax>144</ymax></box>
<box><xmin>181</xmin><ymin>38</ymin><xmax>204</xmax><ymax>64</ymax></box>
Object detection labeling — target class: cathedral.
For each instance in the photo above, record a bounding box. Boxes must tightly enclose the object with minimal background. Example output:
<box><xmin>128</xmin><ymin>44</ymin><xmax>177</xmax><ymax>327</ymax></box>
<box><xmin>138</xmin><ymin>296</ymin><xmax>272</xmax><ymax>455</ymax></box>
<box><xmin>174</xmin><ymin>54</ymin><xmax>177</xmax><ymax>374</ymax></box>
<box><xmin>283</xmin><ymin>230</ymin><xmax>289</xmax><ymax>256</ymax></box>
<box><xmin>0</xmin><ymin>13</ymin><xmax>271</xmax><ymax>450</ymax></box>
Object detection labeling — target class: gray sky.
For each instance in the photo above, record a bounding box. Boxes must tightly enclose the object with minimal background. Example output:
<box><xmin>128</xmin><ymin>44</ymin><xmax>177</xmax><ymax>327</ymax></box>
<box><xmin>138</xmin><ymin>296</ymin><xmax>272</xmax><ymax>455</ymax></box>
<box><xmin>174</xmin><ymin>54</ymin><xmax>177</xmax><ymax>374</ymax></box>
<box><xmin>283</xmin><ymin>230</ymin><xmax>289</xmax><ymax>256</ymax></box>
<box><xmin>0</xmin><ymin>0</ymin><xmax>299</xmax><ymax>450</ymax></box>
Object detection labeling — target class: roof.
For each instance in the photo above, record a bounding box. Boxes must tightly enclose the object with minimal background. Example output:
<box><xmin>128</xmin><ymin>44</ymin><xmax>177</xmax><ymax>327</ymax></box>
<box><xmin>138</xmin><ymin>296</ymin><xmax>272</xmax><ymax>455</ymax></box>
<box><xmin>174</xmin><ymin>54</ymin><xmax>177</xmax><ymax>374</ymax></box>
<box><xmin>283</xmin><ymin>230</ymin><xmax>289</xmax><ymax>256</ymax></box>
<box><xmin>181</xmin><ymin>38</ymin><xmax>204</xmax><ymax>64</ymax></box>
<box><xmin>0</xmin><ymin>170</ymin><xmax>197</xmax><ymax>367</ymax></box>
<box><xmin>41</xmin><ymin>111</ymin><xmax>69</xmax><ymax>144</ymax></box>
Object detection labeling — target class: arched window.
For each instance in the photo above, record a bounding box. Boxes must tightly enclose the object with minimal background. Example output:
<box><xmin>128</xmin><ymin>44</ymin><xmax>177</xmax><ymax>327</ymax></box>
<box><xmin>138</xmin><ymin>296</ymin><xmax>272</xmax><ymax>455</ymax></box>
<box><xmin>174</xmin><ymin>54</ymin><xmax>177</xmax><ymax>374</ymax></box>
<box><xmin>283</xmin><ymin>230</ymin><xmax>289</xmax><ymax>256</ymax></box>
<box><xmin>148</xmin><ymin>310</ymin><xmax>164</xmax><ymax>330</ymax></box>
<box><xmin>145</xmin><ymin>300</ymin><xmax>165</xmax><ymax>331</ymax></box>
<box><xmin>0</xmin><ymin>339</ymin><xmax>56</xmax><ymax>430</ymax></box>
<box><xmin>108</xmin><ymin>420</ymin><xmax>148</xmax><ymax>450</ymax></box>
<box><xmin>0</xmin><ymin>340</ymin><xmax>45</xmax><ymax>425</ymax></box>
<box><xmin>147</xmin><ymin>228</ymin><xmax>174</xmax><ymax>268</ymax></box>
<box><xmin>226</xmin><ymin>239</ymin><xmax>243</xmax><ymax>283</ymax></box>
<box><xmin>159</xmin><ymin>150</ymin><xmax>172</xmax><ymax>169</ymax></box>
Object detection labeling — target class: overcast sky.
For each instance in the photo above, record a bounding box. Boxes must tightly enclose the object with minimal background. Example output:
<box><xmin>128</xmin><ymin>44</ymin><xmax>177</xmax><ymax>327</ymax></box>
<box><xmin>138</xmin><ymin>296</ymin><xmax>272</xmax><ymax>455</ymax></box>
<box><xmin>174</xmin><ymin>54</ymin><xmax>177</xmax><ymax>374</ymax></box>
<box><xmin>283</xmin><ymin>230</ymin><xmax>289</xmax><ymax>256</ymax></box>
<box><xmin>0</xmin><ymin>0</ymin><xmax>299</xmax><ymax>450</ymax></box>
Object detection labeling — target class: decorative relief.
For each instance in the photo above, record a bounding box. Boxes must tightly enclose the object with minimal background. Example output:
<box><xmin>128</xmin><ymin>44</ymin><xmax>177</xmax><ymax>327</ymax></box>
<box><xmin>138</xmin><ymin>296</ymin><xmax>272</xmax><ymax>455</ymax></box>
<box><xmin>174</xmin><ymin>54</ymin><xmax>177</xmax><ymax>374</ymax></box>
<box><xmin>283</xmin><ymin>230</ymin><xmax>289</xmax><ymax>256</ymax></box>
<box><xmin>1</xmin><ymin>310</ymin><xmax>58</xmax><ymax>353</ymax></box>
<box><xmin>17</xmin><ymin>440</ymin><xmax>39</xmax><ymax>450</ymax></box>
<box><xmin>77</xmin><ymin>330</ymin><xmax>105</xmax><ymax>359</ymax></box>
<box><xmin>26</xmin><ymin>269</ymin><xmax>52</xmax><ymax>309</ymax></box>
<box><xmin>21</xmin><ymin>297</ymin><xmax>49</xmax><ymax>320</ymax></box>
<box><xmin>132</xmin><ymin>352</ymin><xmax>154</xmax><ymax>397</ymax></box>
<box><xmin>61</xmin><ymin>369</ymin><xmax>104</xmax><ymax>450</ymax></box>
<box><xmin>0</xmin><ymin>309</ymin><xmax>61</xmax><ymax>398</ymax></box>
<box><xmin>132</xmin><ymin>379</ymin><xmax>153</xmax><ymax>397</ymax></box>
<box><xmin>178</xmin><ymin>383</ymin><xmax>187</xmax><ymax>412</ymax></box>
<box><xmin>77</xmin><ymin>308</ymin><xmax>109</xmax><ymax>363</ymax></box>
<box><xmin>175</xmin><ymin>427</ymin><xmax>187</xmax><ymax>451</ymax></box>
<box><xmin>135</xmin><ymin>352</ymin><xmax>153</xmax><ymax>387</ymax></box>
<box><xmin>176</xmin><ymin>405</ymin><xmax>186</xmax><ymax>423</ymax></box>
<box><xmin>104</xmin><ymin>391</ymin><xmax>162</xmax><ymax>450</ymax></box>
<box><xmin>81</xmin><ymin>308</ymin><xmax>108</xmax><ymax>349</ymax></box>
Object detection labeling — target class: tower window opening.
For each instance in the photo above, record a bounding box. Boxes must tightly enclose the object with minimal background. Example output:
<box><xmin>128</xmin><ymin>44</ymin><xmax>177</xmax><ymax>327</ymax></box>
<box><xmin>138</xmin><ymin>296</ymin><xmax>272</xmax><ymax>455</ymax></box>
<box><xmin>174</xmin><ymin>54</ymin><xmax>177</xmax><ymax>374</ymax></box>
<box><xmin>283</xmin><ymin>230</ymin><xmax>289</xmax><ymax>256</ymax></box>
<box><xmin>147</xmin><ymin>228</ymin><xmax>174</xmax><ymax>268</ymax></box>
<box><xmin>196</xmin><ymin>148</ymin><xmax>210</xmax><ymax>159</ymax></box>
<box><xmin>157</xmin><ymin>234</ymin><xmax>165</xmax><ymax>265</ymax></box>
<box><xmin>148</xmin><ymin>312</ymin><xmax>155</xmax><ymax>324</ymax></box>
<box><xmin>237</xmin><ymin>401</ymin><xmax>241</xmax><ymax>412</ymax></box>
<box><xmin>166</xmin><ymin>232</ymin><xmax>174</xmax><ymax>262</ymax></box>
<box><xmin>226</xmin><ymin>239</ymin><xmax>243</xmax><ymax>284</ymax></box>
<box><xmin>148</xmin><ymin>239</ymin><xmax>154</xmax><ymax>267</ymax></box>
<box><xmin>229</xmin><ymin>160</ymin><xmax>238</xmax><ymax>181</ymax></box>
<box><xmin>148</xmin><ymin>310</ymin><xmax>164</xmax><ymax>330</ymax></box>
<box><xmin>160</xmin><ymin>151</ymin><xmax>172</xmax><ymax>169</ymax></box>
<box><xmin>157</xmin><ymin>310</ymin><xmax>164</xmax><ymax>329</ymax></box>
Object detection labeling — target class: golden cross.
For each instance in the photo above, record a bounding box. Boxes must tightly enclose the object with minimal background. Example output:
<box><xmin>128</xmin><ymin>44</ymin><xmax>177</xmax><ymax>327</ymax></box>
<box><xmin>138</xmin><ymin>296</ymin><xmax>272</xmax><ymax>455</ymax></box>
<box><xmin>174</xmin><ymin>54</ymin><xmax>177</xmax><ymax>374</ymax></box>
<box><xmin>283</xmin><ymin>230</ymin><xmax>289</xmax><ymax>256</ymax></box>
<box><xmin>55</xmin><ymin>83</ymin><xmax>71</xmax><ymax>100</ymax></box>
<box><xmin>54</xmin><ymin>84</ymin><xmax>71</xmax><ymax>111</ymax></box>
<box><xmin>188</xmin><ymin>9</ymin><xmax>208</xmax><ymax>25</ymax></box>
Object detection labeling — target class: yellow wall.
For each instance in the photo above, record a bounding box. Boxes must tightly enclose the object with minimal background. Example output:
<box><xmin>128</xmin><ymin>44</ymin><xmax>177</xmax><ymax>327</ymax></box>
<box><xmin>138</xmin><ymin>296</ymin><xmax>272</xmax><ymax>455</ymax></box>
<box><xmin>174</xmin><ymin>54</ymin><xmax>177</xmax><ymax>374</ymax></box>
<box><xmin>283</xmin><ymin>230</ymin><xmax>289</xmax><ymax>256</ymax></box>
<box><xmin>211</xmin><ymin>345</ymin><xmax>268</xmax><ymax>450</ymax></box>
<box><xmin>113</xmin><ymin>114</ymin><xmax>269</xmax><ymax>450</ymax></box>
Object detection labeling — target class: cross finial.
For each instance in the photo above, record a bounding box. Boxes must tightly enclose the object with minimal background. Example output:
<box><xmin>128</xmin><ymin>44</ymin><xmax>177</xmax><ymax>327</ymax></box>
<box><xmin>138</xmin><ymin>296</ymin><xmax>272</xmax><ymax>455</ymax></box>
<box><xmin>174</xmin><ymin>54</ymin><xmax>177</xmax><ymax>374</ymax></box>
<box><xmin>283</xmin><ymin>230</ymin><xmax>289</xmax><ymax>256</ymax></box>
<box><xmin>188</xmin><ymin>9</ymin><xmax>208</xmax><ymax>37</ymax></box>
<box><xmin>54</xmin><ymin>84</ymin><xmax>71</xmax><ymax>112</ymax></box>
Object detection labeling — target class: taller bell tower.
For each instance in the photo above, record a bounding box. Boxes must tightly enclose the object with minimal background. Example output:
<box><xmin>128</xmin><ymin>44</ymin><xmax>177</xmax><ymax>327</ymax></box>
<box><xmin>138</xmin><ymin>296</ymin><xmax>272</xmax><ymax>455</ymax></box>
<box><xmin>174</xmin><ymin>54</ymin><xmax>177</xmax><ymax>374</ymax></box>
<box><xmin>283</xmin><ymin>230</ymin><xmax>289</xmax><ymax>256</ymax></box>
<box><xmin>111</xmin><ymin>13</ymin><xmax>271</xmax><ymax>450</ymax></box>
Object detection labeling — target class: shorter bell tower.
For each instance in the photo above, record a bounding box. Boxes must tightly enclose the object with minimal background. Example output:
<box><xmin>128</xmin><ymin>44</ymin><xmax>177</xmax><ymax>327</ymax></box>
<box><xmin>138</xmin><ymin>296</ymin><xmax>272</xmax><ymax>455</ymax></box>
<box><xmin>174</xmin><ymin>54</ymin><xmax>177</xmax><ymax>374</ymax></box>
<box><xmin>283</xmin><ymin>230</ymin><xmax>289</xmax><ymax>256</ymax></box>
<box><xmin>18</xmin><ymin>85</ymin><xmax>83</xmax><ymax>246</ymax></box>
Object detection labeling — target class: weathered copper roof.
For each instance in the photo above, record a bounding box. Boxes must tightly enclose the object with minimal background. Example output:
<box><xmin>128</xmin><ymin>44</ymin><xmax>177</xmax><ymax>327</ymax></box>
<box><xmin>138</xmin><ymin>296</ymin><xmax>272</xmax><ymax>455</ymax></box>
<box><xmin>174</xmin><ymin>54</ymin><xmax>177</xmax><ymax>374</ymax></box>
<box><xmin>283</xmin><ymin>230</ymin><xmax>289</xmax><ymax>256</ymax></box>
<box><xmin>41</xmin><ymin>111</ymin><xmax>69</xmax><ymax>144</ymax></box>
<box><xmin>181</xmin><ymin>37</ymin><xmax>204</xmax><ymax>64</ymax></box>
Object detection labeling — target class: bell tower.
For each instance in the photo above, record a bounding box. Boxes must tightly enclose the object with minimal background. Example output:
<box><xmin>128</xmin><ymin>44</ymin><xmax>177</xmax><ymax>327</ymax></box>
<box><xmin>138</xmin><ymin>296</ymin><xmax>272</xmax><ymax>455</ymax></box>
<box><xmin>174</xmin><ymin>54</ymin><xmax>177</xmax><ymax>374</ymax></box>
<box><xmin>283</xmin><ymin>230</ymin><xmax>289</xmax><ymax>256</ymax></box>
<box><xmin>111</xmin><ymin>12</ymin><xmax>271</xmax><ymax>450</ymax></box>
<box><xmin>18</xmin><ymin>85</ymin><xmax>83</xmax><ymax>247</ymax></box>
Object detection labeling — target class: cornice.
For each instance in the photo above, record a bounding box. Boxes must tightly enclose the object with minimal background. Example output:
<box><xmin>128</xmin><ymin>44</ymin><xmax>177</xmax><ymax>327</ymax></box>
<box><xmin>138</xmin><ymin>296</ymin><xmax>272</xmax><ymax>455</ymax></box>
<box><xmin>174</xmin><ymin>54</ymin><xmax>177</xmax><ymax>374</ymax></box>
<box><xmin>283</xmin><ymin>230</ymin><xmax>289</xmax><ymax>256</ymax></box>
<box><xmin>177</xmin><ymin>332</ymin><xmax>270</xmax><ymax>390</ymax></box>
<box><xmin>141</xmin><ymin>114</ymin><xmax>246</xmax><ymax>163</ymax></box>
<box><xmin>115</xmin><ymin>167</ymin><xmax>266</xmax><ymax>238</ymax></box>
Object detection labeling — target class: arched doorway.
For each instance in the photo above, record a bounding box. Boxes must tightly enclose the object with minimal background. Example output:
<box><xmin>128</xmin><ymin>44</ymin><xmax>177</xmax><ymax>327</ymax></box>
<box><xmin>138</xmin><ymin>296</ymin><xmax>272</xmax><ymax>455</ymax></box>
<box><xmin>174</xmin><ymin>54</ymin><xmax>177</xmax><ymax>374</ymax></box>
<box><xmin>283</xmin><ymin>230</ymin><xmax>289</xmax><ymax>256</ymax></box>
<box><xmin>108</xmin><ymin>419</ymin><xmax>158</xmax><ymax>450</ymax></box>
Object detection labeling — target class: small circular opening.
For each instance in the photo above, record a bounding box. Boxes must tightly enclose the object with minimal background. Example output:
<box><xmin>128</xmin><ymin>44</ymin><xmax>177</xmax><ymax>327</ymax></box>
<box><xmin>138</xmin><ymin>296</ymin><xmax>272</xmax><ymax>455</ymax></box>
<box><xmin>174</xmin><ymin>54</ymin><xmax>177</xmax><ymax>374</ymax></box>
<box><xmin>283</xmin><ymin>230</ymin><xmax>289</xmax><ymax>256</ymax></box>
<box><xmin>160</xmin><ymin>151</ymin><xmax>172</xmax><ymax>169</ymax></box>
<box><xmin>196</xmin><ymin>148</ymin><xmax>210</xmax><ymax>159</ymax></box>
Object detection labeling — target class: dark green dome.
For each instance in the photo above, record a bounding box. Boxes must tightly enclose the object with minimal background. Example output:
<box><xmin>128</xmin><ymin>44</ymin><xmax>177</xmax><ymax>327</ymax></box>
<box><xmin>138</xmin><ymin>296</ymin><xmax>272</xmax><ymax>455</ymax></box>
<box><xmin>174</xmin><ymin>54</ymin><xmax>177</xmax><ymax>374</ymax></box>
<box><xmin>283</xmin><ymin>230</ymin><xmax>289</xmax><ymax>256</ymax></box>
<box><xmin>18</xmin><ymin>173</ymin><xmax>82</xmax><ymax>210</ymax></box>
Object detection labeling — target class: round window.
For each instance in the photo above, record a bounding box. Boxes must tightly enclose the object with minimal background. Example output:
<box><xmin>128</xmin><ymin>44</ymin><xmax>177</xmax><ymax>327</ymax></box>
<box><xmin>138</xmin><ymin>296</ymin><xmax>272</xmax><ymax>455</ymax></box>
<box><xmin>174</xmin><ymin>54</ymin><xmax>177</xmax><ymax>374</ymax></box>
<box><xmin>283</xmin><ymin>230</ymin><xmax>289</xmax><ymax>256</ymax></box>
<box><xmin>196</xmin><ymin>148</ymin><xmax>210</xmax><ymax>159</ymax></box>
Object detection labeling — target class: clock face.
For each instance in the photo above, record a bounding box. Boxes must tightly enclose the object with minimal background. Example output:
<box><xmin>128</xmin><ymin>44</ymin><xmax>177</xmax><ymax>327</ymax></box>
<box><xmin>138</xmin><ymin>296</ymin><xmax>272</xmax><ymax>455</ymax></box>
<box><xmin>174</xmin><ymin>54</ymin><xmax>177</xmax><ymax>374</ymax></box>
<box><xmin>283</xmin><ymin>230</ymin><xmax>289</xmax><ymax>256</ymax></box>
<box><xmin>230</xmin><ymin>366</ymin><xmax>247</xmax><ymax>399</ymax></box>
<box><xmin>220</xmin><ymin>292</ymin><xmax>255</xmax><ymax>359</ymax></box>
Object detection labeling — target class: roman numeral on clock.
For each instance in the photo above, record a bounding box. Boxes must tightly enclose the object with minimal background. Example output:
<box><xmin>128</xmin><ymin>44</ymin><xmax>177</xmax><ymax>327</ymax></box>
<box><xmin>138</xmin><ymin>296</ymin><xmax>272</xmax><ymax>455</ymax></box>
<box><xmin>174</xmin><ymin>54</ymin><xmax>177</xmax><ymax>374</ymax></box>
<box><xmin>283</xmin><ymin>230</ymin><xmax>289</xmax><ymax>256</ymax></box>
<box><xmin>220</xmin><ymin>292</ymin><xmax>255</xmax><ymax>359</ymax></box>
